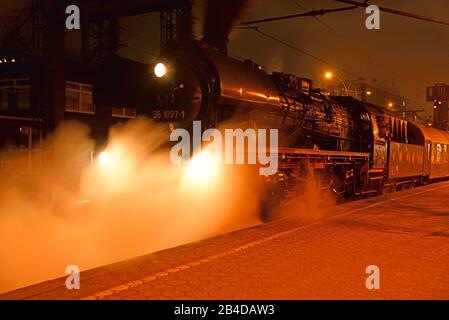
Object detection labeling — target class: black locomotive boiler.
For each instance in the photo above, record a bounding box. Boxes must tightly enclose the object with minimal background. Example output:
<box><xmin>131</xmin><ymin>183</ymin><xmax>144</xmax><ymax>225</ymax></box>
<box><xmin>153</xmin><ymin>41</ymin><xmax>370</xmax><ymax>153</ymax></box>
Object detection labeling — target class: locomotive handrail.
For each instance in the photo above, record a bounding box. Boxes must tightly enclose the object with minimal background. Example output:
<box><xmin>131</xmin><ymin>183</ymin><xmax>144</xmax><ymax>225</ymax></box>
<box><xmin>277</xmin><ymin>148</ymin><xmax>370</xmax><ymax>158</ymax></box>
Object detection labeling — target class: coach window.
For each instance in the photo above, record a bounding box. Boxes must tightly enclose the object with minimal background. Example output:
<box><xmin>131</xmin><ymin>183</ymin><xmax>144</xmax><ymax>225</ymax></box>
<box><xmin>443</xmin><ymin>144</ymin><xmax>448</xmax><ymax>163</ymax></box>
<box><xmin>436</xmin><ymin>144</ymin><xmax>442</xmax><ymax>163</ymax></box>
<box><xmin>393</xmin><ymin>120</ymin><xmax>398</xmax><ymax>141</ymax></box>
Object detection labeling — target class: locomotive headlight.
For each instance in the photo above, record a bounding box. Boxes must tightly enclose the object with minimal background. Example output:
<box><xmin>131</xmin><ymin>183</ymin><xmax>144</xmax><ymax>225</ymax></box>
<box><xmin>154</xmin><ymin>62</ymin><xmax>167</xmax><ymax>78</ymax></box>
<box><xmin>98</xmin><ymin>151</ymin><xmax>111</xmax><ymax>167</ymax></box>
<box><xmin>183</xmin><ymin>149</ymin><xmax>220</xmax><ymax>185</ymax></box>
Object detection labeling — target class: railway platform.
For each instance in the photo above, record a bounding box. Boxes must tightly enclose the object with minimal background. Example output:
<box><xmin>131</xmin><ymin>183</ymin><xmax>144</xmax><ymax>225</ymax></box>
<box><xmin>2</xmin><ymin>181</ymin><xmax>449</xmax><ymax>300</ymax></box>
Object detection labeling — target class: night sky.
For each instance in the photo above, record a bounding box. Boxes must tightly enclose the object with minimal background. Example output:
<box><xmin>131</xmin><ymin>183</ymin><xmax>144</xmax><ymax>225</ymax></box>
<box><xmin>228</xmin><ymin>0</ymin><xmax>449</xmax><ymax>114</ymax></box>
<box><xmin>1</xmin><ymin>0</ymin><xmax>449</xmax><ymax>115</ymax></box>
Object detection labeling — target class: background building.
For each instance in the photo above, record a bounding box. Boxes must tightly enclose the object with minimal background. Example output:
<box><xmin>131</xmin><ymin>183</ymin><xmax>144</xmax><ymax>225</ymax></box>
<box><xmin>427</xmin><ymin>83</ymin><xmax>449</xmax><ymax>131</ymax></box>
<box><xmin>0</xmin><ymin>0</ymin><xmax>193</xmax><ymax>174</ymax></box>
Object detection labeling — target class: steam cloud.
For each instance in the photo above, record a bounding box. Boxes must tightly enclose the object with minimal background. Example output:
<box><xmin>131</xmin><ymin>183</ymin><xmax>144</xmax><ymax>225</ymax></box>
<box><xmin>0</xmin><ymin>118</ymin><xmax>261</xmax><ymax>293</ymax></box>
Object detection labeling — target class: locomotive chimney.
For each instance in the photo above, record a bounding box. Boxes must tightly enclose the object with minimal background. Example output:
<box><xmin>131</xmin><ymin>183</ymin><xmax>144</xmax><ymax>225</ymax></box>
<box><xmin>202</xmin><ymin>0</ymin><xmax>250</xmax><ymax>54</ymax></box>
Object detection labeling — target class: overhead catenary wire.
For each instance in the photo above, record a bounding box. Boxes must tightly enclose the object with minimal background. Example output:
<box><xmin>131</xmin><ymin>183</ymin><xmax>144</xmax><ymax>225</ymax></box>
<box><xmin>236</xmin><ymin>0</ymin><xmax>434</xmax><ymax>109</ymax></box>
<box><xmin>237</xmin><ymin>28</ymin><xmax>425</xmax><ymax>110</ymax></box>
<box><xmin>333</xmin><ymin>0</ymin><xmax>449</xmax><ymax>27</ymax></box>
<box><xmin>288</xmin><ymin>0</ymin><xmax>374</xmax><ymax>76</ymax></box>
<box><xmin>240</xmin><ymin>0</ymin><xmax>449</xmax><ymax>28</ymax></box>
<box><xmin>240</xmin><ymin>5</ymin><xmax>358</xmax><ymax>26</ymax></box>
<box><xmin>288</xmin><ymin>0</ymin><xmax>359</xmax><ymax>47</ymax></box>
<box><xmin>237</xmin><ymin>2</ymin><xmax>368</xmax><ymax>77</ymax></box>
<box><xmin>238</xmin><ymin>26</ymin><xmax>358</xmax><ymax>77</ymax></box>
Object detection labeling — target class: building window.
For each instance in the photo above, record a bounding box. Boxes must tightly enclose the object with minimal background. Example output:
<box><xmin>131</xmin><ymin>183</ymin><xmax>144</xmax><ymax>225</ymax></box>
<box><xmin>0</xmin><ymin>79</ymin><xmax>31</xmax><ymax>110</ymax></box>
<box><xmin>65</xmin><ymin>81</ymin><xmax>95</xmax><ymax>114</ymax></box>
<box><xmin>427</xmin><ymin>87</ymin><xmax>434</xmax><ymax>99</ymax></box>
<box><xmin>19</xmin><ymin>126</ymin><xmax>42</xmax><ymax>150</ymax></box>
<box><xmin>0</xmin><ymin>88</ymin><xmax>7</xmax><ymax>110</ymax></box>
<box><xmin>17</xmin><ymin>126</ymin><xmax>42</xmax><ymax>173</ymax></box>
<box><xmin>112</xmin><ymin>107</ymin><xmax>137</xmax><ymax>119</ymax></box>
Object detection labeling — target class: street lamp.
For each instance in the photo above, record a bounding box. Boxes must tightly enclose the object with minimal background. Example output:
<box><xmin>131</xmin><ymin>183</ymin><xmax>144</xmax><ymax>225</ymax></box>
<box><xmin>324</xmin><ymin>71</ymin><xmax>349</xmax><ymax>96</ymax></box>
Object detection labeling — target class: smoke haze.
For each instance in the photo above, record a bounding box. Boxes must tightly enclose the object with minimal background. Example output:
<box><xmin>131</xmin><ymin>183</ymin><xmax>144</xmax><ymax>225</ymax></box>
<box><xmin>0</xmin><ymin>118</ymin><xmax>261</xmax><ymax>293</ymax></box>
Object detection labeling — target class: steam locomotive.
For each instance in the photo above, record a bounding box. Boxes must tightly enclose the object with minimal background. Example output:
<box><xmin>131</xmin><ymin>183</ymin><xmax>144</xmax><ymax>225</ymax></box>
<box><xmin>154</xmin><ymin>41</ymin><xmax>367</xmax><ymax>151</ymax></box>
<box><xmin>150</xmin><ymin>40</ymin><xmax>449</xmax><ymax>219</ymax></box>
<box><xmin>94</xmin><ymin>39</ymin><xmax>449</xmax><ymax>219</ymax></box>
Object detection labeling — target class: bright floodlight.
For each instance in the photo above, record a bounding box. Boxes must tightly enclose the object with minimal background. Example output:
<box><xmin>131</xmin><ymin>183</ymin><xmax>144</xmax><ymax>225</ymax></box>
<box><xmin>154</xmin><ymin>63</ymin><xmax>167</xmax><ymax>78</ymax></box>
<box><xmin>98</xmin><ymin>151</ymin><xmax>111</xmax><ymax>167</ymax></box>
<box><xmin>184</xmin><ymin>150</ymin><xmax>217</xmax><ymax>184</ymax></box>
<box><xmin>324</xmin><ymin>71</ymin><xmax>333</xmax><ymax>79</ymax></box>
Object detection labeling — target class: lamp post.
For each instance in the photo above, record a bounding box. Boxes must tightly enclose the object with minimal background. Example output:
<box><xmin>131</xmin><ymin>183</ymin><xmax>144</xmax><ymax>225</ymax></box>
<box><xmin>324</xmin><ymin>71</ymin><xmax>349</xmax><ymax>96</ymax></box>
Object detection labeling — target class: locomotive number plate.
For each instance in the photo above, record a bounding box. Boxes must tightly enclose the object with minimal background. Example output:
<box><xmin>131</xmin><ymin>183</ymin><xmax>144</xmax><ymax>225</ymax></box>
<box><xmin>153</xmin><ymin>110</ymin><xmax>186</xmax><ymax>120</ymax></box>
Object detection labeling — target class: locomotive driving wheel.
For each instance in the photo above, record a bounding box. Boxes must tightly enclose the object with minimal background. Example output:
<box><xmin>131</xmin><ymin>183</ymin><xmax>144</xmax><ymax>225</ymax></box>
<box><xmin>329</xmin><ymin>169</ymin><xmax>349</xmax><ymax>202</ymax></box>
<box><xmin>259</xmin><ymin>171</ymin><xmax>288</xmax><ymax>222</ymax></box>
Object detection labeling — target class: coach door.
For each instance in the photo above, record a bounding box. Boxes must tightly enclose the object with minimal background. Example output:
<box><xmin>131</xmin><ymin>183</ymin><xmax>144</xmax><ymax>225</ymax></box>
<box><xmin>424</xmin><ymin>141</ymin><xmax>432</xmax><ymax>177</ymax></box>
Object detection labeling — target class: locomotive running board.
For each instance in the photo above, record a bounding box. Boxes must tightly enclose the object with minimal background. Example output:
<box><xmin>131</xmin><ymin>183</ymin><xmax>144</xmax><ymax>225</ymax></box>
<box><xmin>276</xmin><ymin>148</ymin><xmax>370</xmax><ymax>159</ymax></box>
